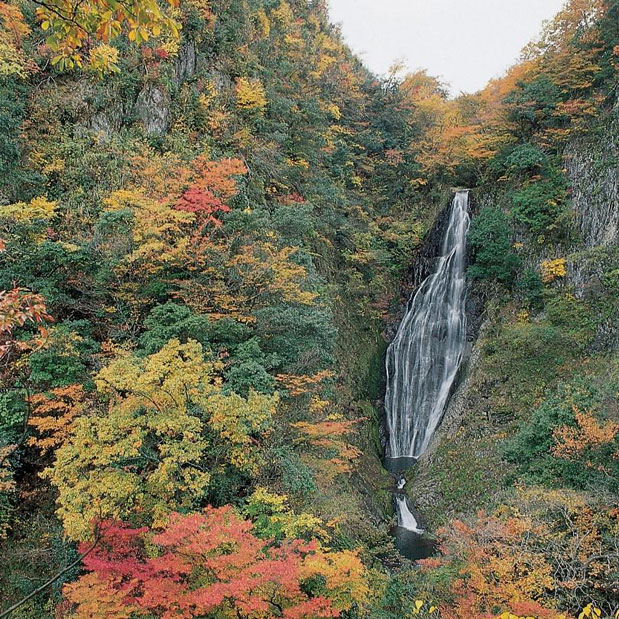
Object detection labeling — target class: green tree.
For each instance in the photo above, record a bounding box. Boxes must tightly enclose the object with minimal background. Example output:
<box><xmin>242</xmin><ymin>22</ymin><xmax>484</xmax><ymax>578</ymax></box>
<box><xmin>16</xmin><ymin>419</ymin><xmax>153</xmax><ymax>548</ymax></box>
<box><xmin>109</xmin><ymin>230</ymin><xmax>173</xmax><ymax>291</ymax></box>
<box><xmin>468</xmin><ymin>207</ymin><xmax>521</xmax><ymax>285</ymax></box>
<box><xmin>225</xmin><ymin>337</ymin><xmax>277</xmax><ymax>396</ymax></box>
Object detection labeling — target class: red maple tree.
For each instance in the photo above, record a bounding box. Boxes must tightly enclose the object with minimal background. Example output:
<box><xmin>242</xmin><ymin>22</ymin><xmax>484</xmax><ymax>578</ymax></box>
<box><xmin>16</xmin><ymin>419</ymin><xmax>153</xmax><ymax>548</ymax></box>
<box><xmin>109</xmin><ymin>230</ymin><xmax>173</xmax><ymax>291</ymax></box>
<box><xmin>63</xmin><ymin>506</ymin><xmax>365</xmax><ymax>618</ymax></box>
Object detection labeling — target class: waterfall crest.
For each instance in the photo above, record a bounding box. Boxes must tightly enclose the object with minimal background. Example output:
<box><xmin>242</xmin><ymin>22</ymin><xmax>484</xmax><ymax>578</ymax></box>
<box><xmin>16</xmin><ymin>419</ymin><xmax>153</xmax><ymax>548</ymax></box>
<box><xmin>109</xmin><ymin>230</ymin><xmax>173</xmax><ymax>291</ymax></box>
<box><xmin>385</xmin><ymin>191</ymin><xmax>470</xmax><ymax>458</ymax></box>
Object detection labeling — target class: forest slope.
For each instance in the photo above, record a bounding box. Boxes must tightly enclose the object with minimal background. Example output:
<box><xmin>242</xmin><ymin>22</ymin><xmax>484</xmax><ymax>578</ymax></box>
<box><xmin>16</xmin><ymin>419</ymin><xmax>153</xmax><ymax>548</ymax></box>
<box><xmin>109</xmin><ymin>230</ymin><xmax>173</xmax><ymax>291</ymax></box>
<box><xmin>0</xmin><ymin>0</ymin><xmax>617</xmax><ymax>617</ymax></box>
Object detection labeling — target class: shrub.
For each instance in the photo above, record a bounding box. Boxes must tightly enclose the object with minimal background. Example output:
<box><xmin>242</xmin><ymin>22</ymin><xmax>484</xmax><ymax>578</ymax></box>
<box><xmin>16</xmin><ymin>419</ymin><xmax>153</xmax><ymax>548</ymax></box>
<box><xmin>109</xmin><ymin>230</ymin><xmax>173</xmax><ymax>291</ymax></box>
<box><xmin>28</xmin><ymin>322</ymin><xmax>98</xmax><ymax>389</ymax></box>
<box><xmin>517</xmin><ymin>268</ymin><xmax>544</xmax><ymax>311</ymax></box>
<box><xmin>225</xmin><ymin>337</ymin><xmax>277</xmax><ymax>396</ymax></box>
<box><xmin>139</xmin><ymin>302</ymin><xmax>212</xmax><ymax>354</ymax></box>
<box><xmin>505</xmin><ymin>75</ymin><xmax>562</xmax><ymax>137</ymax></box>
<box><xmin>504</xmin><ymin>372</ymin><xmax>619</xmax><ymax>492</ymax></box>
<box><xmin>273</xmin><ymin>446</ymin><xmax>316</xmax><ymax>498</ymax></box>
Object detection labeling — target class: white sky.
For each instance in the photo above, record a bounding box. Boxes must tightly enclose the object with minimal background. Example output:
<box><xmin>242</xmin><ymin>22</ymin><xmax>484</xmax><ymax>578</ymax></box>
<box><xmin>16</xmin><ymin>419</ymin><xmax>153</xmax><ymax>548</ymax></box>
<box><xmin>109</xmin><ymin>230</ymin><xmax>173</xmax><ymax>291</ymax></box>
<box><xmin>327</xmin><ymin>0</ymin><xmax>567</xmax><ymax>95</ymax></box>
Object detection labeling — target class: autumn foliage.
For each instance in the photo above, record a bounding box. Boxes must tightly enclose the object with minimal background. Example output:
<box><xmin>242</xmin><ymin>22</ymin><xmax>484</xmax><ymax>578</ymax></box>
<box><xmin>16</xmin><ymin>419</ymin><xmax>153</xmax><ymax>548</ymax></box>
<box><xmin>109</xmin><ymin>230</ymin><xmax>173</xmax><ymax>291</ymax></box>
<box><xmin>175</xmin><ymin>157</ymin><xmax>246</xmax><ymax>227</ymax></box>
<box><xmin>0</xmin><ymin>287</ymin><xmax>52</xmax><ymax>358</ymax></box>
<box><xmin>422</xmin><ymin>487</ymin><xmax>618</xmax><ymax>619</ymax></box>
<box><xmin>27</xmin><ymin>384</ymin><xmax>84</xmax><ymax>454</ymax></box>
<box><xmin>34</xmin><ymin>0</ymin><xmax>181</xmax><ymax>72</ymax></box>
<box><xmin>293</xmin><ymin>397</ymin><xmax>362</xmax><ymax>480</ymax></box>
<box><xmin>62</xmin><ymin>507</ymin><xmax>368</xmax><ymax>619</ymax></box>
<box><xmin>0</xmin><ymin>0</ymin><xmax>617</xmax><ymax>616</ymax></box>
<box><xmin>551</xmin><ymin>406</ymin><xmax>618</xmax><ymax>472</ymax></box>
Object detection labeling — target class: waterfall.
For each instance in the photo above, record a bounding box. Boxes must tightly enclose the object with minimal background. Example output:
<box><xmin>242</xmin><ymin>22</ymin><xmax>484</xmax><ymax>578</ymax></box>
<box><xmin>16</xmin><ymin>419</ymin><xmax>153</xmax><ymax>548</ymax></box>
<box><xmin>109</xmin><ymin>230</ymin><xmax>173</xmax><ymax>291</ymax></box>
<box><xmin>395</xmin><ymin>494</ymin><xmax>423</xmax><ymax>533</ymax></box>
<box><xmin>385</xmin><ymin>191</ymin><xmax>470</xmax><ymax>459</ymax></box>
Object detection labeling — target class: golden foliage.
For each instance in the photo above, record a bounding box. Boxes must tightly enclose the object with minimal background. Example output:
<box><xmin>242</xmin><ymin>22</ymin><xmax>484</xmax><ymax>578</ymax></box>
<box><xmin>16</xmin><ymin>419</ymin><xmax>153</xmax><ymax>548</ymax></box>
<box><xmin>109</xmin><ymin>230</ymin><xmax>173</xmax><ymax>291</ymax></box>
<box><xmin>185</xmin><ymin>0</ymin><xmax>215</xmax><ymax>24</ymax></box>
<box><xmin>228</xmin><ymin>243</ymin><xmax>317</xmax><ymax>307</ymax></box>
<box><xmin>87</xmin><ymin>44</ymin><xmax>120</xmax><ymax>75</ymax></box>
<box><xmin>400</xmin><ymin>71</ymin><xmax>494</xmax><ymax>181</ymax></box>
<box><xmin>204</xmin><ymin>390</ymin><xmax>278</xmax><ymax>474</ymax></box>
<box><xmin>541</xmin><ymin>258</ymin><xmax>567</xmax><ymax>283</ymax></box>
<box><xmin>245</xmin><ymin>486</ymin><xmax>327</xmax><ymax>540</ymax></box>
<box><xmin>552</xmin><ymin>406</ymin><xmax>618</xmax><ymax>465</ymax></box>
<box><xmin>300</xmin><ymin>544</ymin><xmax>369</xmax><ymax>612</ymax></box>
<box><xmin>36</xmin><ymin>0</ymin><xmax>181</xmax><ymax>72</ymax></box>
<box><xmin>0</xmin><ymin>196</ymin><xmax>57</xmax><ymax>222</ymax></box>
<box><xmin>103</xmin><ymin>189</ymin><xmax>193</xmax><ymax>273</ymax></box>
<box><xmin>177</xmin><ymin>240</ymin><xmax>317</xmax><ymax>322</ymax></box>
<box><xmin>0</xmin><ymin>446</ymin><xmax>16</xmax><ymax>493</ymax></box>
<box><xmin>254</xmin><ymin>8</ymin><xmax>271</xmax><ymax>38</ymax></box>
<box><xmin>427</xmin><ymin>486</ymin><xmax>618</xmax><ymax>619</ymax></box>
<box><xmin>235</xmin><ymin>77</ymin><xmax>267</xmax><ymax>111</ymax></box>
<box><xmin>271</xmin><ymin>1</ymin><xmax>294</xmax><ymax>26</ymax></box>
<box><xmin>275</xmin><ymin>370</ymin><xmax>334</xmax><ymax>397</ymax></box>
<box><xmin>293</xmin><ymin>398</ymin><xmax>362</xmax><ymax>480</ymax></box>
<box><xmin>0</xmin><ymin>1</ymin><xmax>36</xmax><ymax>77</ymax></box>
<box><xmin>45</xmin><ymin>339</ymin><xmax>217</xmax><ymax>540</ymax></box>
<box><xmin>63</xmin><ymin>572</ymin><xmax>137</xmax><ymax>618</ymax></box>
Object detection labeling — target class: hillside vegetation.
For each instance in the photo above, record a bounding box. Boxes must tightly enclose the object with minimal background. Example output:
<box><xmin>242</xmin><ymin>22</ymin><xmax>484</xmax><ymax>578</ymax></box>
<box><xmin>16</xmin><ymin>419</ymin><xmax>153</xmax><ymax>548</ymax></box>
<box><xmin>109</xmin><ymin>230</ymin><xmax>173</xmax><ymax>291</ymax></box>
<box><xmin>0</xmin><ymin>0</ymin><xmax>617</xmax><ymax>618</ymax></box>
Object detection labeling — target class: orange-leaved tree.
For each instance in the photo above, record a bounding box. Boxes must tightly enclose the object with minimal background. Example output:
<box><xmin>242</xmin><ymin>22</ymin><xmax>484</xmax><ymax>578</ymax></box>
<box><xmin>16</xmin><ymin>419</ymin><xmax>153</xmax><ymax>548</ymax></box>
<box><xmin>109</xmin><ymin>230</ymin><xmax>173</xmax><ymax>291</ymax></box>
<box><xmin>423</xmin><ymin>486</ymin><xmax>618</xmax><ymax>619</ymax></box>
<box><xmin>0</xmin><ymin>286</ymin><xmax>53</xmax><ymax>536</ymax></box>
<box><xmin>293</xmin><ymin>397</ymin><xmax>362</xmax><ymax>482</ymax></box>
<box><xmin>27</xmin><ymin>384</ymin><xmax>85</xmax><ymax>455</ymax></box>
<box><xmin>551</xmin><ymin>406</ymin><xmax>618</xmax><ymax>474</ymax></box>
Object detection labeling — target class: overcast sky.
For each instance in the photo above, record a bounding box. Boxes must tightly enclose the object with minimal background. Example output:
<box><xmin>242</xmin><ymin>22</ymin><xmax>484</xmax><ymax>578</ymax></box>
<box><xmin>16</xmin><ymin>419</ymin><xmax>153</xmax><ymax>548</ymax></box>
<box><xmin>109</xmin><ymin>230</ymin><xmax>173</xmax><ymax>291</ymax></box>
<box><xmin>327</xmin><ymin>0</ymin><xmax>566</xmax><ymax>95</ymax></box>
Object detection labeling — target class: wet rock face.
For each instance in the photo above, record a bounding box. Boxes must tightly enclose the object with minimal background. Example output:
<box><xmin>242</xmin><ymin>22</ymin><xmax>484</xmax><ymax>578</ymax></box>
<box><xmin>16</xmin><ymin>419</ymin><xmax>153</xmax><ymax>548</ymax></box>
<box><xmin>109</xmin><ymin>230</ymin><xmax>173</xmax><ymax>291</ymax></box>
<box><xmin>564</xmin><ymin>110</ymin><xmax>618</xmax><ymax>352</ymax></box>
<box><xmin>135</xmin><ymin>85</ymin><xmax>171</xmax><ymax>136</ymax></box>
<box><xmin>89</xmin><ymin>107</ymin><xmax>124</xmax><ymax>141</ymax></box>
<box><xmin>567</xmin><ymin>245</ymin><xmax>617</xmax><ymax>297</ymax></box>
<box><xmin>384</xmin><ymin>200</ymin><xmax>453</xmax><ymax>343</ymax></box>
<box><xmin>567</xmin><ymin>245</ymin><xmax>619</xmax><ymax>352</ymax></box>
<box><xmin>132</xmin><ymin>41</ymin><xmax>198</xmax><ymax>137</ymax></box>
<box><xmin>90</xmin><ymin>111</ymin><xmax>115</xmax><ymax>136</ymax></box>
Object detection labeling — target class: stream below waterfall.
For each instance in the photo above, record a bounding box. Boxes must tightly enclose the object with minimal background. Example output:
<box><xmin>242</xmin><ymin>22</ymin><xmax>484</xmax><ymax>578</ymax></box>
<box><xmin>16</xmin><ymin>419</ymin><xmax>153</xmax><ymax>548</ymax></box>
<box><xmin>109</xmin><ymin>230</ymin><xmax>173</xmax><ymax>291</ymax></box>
<box><xmin>384</xmin><ymin>191</ymin><xmax>470</xmax><ymax>559</ymax></box>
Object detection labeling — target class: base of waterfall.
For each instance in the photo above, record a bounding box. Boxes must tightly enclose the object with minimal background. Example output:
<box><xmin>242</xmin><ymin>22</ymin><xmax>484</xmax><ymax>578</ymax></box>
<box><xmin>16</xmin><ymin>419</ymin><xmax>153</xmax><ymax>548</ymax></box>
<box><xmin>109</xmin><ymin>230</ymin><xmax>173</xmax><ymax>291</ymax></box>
<box><xmin>382</xmin><ymin>191</ymin><xmax>470</xmax><ymax>563</ymax></box>
<box><xmin>390</xmin><ymin>526</ymin><xmax>437</xmax><ymax>561</ymax></box>
<box><xmin>384</xmin><ymin>456</ymin><xmax>417</xmax><ymax>473</ymax></box>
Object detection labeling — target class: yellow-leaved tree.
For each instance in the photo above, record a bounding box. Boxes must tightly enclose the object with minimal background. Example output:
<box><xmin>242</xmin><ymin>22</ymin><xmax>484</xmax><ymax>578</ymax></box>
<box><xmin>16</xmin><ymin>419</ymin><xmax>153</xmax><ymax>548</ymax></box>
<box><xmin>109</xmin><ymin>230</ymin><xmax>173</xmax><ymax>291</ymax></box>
<box><xmin>235</xmin><ymin>76</ymin><xmax>267</xmax><ymax>112</ymax></box>
<box><xmin>100</xmin><ymin>189</ymin><xmax>193</xmax><ymax>273</ymax></box>
<box><xmin>45</xmin><ymin>339</ymin><xmax>216</xmax><ymax>540</ymax></box>
<box><xmin>0</xmin><ymin>1</ymin><xmax>36</xmax><ymax>77</ymax></box>
<box><xmin>204</xmin><ymin>390</ymin><xmax>278</xmax><ymax>475</ymax></box>
<box><xmin>45</xmin><ymin>337</ymin><xmax>281</xmax><ymax>540</ymax></box>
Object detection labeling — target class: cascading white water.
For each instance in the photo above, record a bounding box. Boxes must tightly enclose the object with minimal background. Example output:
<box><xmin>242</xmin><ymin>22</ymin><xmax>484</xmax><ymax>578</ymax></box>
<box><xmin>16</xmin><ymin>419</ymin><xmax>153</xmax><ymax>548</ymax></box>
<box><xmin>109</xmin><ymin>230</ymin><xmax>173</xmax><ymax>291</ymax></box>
<box><xmin>396</xmin><ymin>494</ymin><xmax>423</xmax><ymax>533</ymax></box>
<box><xmin>385</xmin><ymin>191</ymin><xmax>470</xmax><ymax>460</ymax></box>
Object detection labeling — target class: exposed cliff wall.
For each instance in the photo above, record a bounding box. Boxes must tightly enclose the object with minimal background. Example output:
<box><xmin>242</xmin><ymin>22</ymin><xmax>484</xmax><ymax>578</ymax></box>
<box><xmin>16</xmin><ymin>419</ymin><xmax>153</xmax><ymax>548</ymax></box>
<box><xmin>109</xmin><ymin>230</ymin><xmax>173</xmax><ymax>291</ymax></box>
<box><xmin>565</xmin><ymin>105</ymin><xmax>619</xmax><ymax>351</ymax></box>
<box><xmin>566</xmin><ymin>105</ymin><xmax>619</xmax><ymax>250</ymax></box>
